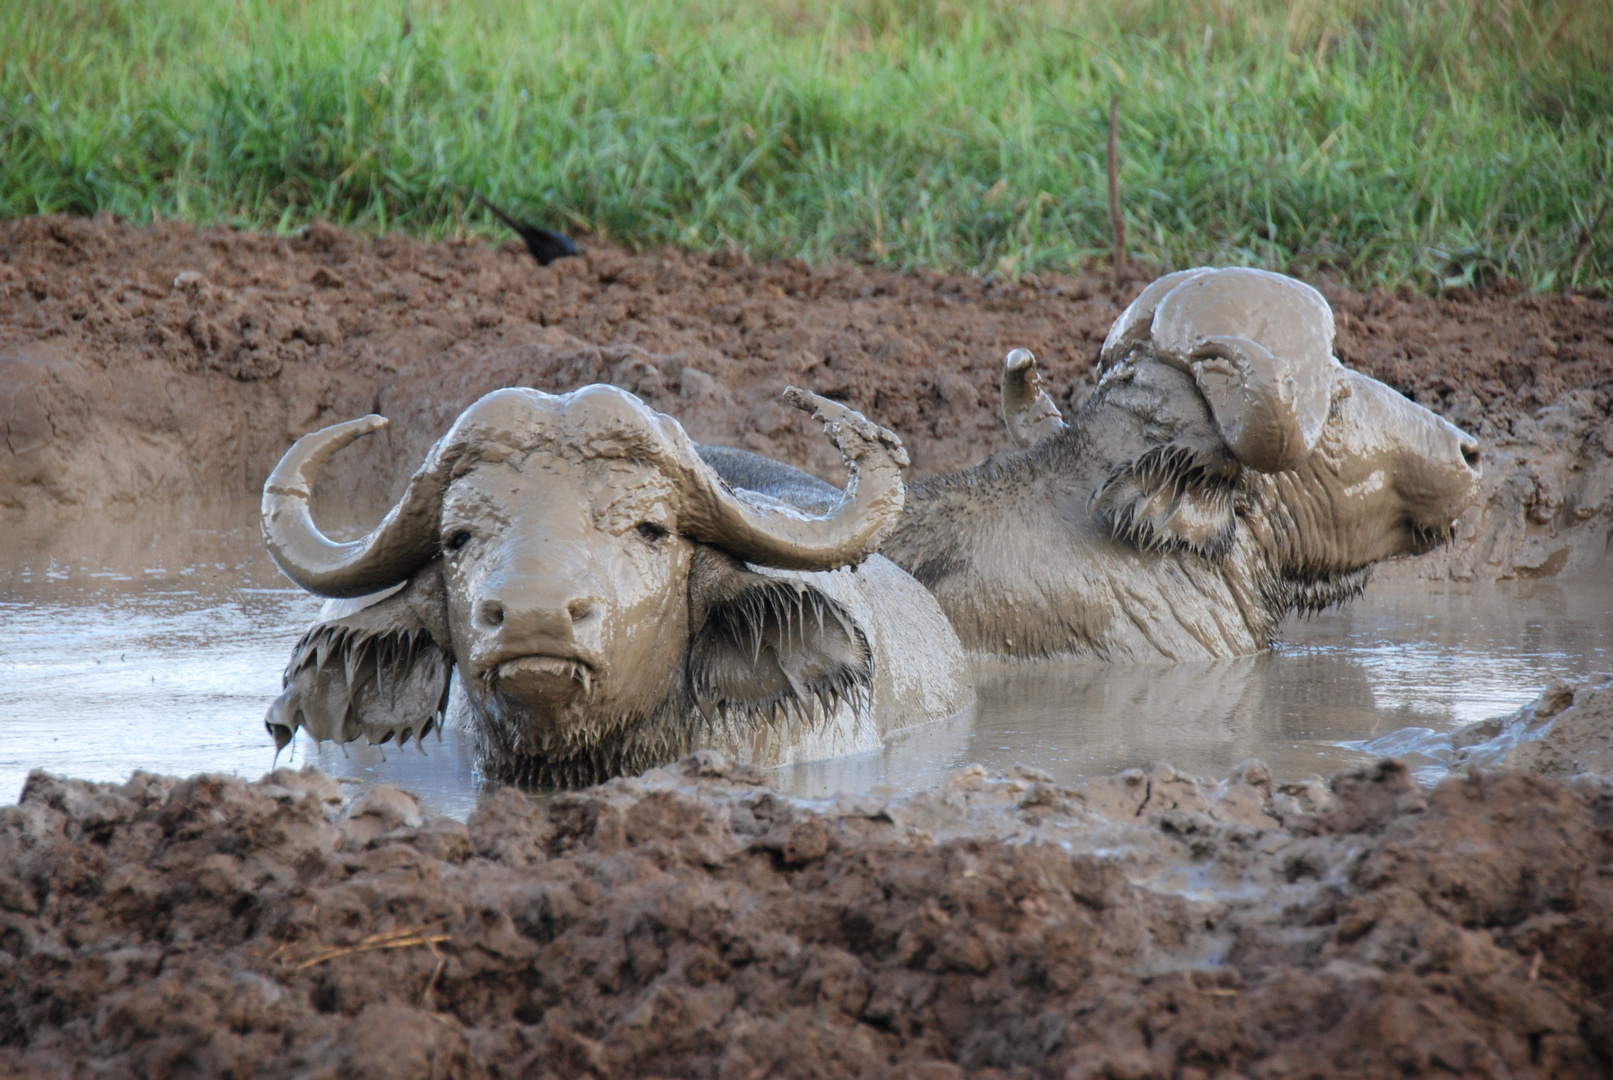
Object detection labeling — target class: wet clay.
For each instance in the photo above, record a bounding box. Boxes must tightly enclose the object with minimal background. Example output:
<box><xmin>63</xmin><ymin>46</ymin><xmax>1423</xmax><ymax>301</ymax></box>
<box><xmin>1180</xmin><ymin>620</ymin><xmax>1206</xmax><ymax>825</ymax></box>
<box><xmin>1454</xmin><ymin>675</ymin><xmax>1613</xmax><ymax>777</ymax></box>
<box><xmin>2</xmin><ymin>751</ymin><xmax>1610</xmax><ymax>1078</ymax></box>
<box><xmin>2</xmin><ymin>215</ymin><xmax>1610</xmax><ymax>581</ymax></box>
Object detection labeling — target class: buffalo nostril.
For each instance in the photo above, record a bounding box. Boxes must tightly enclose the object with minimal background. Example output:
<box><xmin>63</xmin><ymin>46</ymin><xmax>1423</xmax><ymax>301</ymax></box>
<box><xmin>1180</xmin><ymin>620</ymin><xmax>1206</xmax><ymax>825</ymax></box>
<box><xmin>567</xmin><ymin>598</ymin><xmax>596</xmax><ymax>623</ymax></box>
<box><xmin>1461</xmin><ymin>441</ymin><xmax>1481</xmax><ymax>471</ymax></box>
<box><xmin>479</xmin><ymin>600</ymin><xmax>505</xmax><ymax>627</ymax></box>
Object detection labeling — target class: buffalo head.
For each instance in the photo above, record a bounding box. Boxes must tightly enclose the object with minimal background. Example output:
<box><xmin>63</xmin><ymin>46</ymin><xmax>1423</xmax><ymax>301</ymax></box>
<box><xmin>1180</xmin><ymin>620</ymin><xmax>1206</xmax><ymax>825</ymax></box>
<box><xmin>263</xmin><ymin>385</ymin><xmax>911</xmax><ymax>785</ymax></box>
<box><xmin>888</xmin><ymin>268</ymin><xmax>1483</xmax><ymax>660</ymax></box>
<box><xmin>1085</xmin><ymin>267</ymin><xmax>1481</xmax><ymax>569</ymax></box>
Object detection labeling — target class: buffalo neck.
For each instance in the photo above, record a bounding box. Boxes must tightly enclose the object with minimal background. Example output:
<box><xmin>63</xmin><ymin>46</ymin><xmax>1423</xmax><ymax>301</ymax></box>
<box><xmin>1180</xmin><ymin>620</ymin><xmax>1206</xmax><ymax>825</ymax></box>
<box><xmin>883</xmin><ymin>411</ymin><xmax>1313</xmax><ymax>662</ymax></box>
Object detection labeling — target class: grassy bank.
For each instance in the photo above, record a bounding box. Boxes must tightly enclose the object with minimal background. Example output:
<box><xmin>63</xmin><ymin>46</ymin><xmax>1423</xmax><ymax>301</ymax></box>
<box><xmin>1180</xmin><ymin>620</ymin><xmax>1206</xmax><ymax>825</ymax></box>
<box><xmin>2</xmin><ymin>0</ymin><xmax>1609</xmax><ymax>291</ymax></box>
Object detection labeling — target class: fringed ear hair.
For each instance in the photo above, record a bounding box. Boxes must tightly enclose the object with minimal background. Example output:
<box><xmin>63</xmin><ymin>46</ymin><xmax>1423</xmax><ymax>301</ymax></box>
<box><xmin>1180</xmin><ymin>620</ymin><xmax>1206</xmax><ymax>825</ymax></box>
<box><xmin>686</xmin><ymin>548</ymin><xmax>872</xmax><ymax>734</ymax></box>
<box><xmin>265</xmin><ymin>562</ymin><xmax>454</xmax><ymax>755</ymax></box>
<box><xmin>1089</xmin><ymin>443</ymin><xmax>1245</xmax><ymax>557</ymax></box>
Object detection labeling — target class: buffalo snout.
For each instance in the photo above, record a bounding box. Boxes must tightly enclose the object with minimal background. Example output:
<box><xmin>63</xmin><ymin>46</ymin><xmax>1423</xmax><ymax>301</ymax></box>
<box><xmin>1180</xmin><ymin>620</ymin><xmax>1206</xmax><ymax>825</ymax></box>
<box><xmin>1361</xmin><ymin>374</ymin><xmax>1482</xmax><ymax>528</ymax></box>
<box><xmin>468</xmin><ymin>576</ymin><xmax>606</xmax><ymax>679</ymax></box>
<box><xmin>1407</xmin><ymin>415</ymin><xmax>1483</xmax><ymax>543</ymax></box>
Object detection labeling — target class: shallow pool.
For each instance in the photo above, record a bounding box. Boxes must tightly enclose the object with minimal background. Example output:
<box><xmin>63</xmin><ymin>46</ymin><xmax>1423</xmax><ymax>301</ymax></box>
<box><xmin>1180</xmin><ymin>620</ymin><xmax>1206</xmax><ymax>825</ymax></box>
<box><xmin>3</xmin><ymin>507</ymin><xmax>1609</xmax><ymax>817</ymax></box>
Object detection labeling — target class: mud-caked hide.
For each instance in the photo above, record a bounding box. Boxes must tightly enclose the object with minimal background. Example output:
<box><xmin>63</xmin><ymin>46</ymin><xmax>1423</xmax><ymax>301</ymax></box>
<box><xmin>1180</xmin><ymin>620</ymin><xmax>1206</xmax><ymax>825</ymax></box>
<box><xmin>886</xmin><ymin>268</ymin><xmax>1483</xmax><ymax>661</ymax></box>
<box><xmin>262</xmin><ymin>385</ymin><xmax>971</xmax><ymax>786</ymax></box>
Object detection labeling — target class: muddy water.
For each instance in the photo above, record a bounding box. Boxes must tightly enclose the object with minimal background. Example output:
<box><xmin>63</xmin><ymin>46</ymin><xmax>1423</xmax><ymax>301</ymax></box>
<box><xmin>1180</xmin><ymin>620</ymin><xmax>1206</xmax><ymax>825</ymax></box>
<box><xmin>792</xmin><ymin>583</ymin><xmax>1613</xmax><ymax>797</ymax></box>
<box><xmin>3</xmin><ymin>507</ymin><xmax>1609</xmax><ymax>817</ymax></box>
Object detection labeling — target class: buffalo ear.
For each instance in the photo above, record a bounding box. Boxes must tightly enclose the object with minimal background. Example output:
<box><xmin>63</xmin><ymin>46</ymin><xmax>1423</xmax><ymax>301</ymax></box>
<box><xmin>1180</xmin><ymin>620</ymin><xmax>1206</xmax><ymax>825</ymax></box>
<box><xmin>686</xmin><ymin>547</ymin><xmax>872</xmax><ymax>727</ymax></box>
<box><xmin>1090</xmin><ymin>443</ymin><xmax>1243</xmax><ymax>557</ymax></box>
<box><xmin>1001</xmin><ymin>348</ymin><xmax>1069</xmax><ymax>449</ymax></box>
<box><xmin>266</xmin><ymin>560</ymin><xmax>454</xmax><ymax>753</ymax></box>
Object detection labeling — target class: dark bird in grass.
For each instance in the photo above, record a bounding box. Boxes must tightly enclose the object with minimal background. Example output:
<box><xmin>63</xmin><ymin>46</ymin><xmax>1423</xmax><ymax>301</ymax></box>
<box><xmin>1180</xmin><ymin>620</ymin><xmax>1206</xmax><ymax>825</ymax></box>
<box><xmin>476</xmin><ymin>195</ymin><xmax>579</xmax><ymax>266</ymax></box>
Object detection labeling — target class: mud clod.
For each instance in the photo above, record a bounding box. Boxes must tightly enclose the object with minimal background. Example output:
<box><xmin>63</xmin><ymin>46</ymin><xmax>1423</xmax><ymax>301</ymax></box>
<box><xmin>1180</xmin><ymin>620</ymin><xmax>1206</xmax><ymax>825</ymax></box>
<box><xmin>2</xmin><ymin>752</ymin><xmax>1611</xmax><ymax>1078</ymax></box>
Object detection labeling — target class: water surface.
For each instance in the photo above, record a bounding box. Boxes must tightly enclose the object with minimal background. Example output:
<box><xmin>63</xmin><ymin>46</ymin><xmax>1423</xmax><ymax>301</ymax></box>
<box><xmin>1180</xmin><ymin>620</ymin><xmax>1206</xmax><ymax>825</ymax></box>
<box><xmin>3</xmin><ymin>508</ymin><xmax>1608</xmax><ymax>817</ymax></box>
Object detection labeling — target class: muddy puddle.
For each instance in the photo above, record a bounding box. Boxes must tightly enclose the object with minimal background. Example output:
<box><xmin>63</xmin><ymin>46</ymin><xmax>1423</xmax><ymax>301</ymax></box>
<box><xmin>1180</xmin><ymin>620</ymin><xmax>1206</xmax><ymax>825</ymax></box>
<box><xmin>789</xmin><ymin>575</ymin><xmax>1613</xmax><ymax>795</ymax></box>
<box><xmin>4</xmin><ymin>506</ymin><xmax>1609</xmax><ymax>817</ymax></box>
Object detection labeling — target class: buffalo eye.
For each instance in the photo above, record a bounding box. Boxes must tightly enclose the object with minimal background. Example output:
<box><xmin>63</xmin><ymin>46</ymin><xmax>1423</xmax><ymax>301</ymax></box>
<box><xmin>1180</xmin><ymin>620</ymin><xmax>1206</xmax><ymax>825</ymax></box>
<box><xmin>636</xmin><ymin>521</ymin><xmax>669</xmax><ymax>543</ymax></box>
<box><xmin>444</xmin><ymin>530</ymin><xmax>473</xmax><ymax>553</ymax></box>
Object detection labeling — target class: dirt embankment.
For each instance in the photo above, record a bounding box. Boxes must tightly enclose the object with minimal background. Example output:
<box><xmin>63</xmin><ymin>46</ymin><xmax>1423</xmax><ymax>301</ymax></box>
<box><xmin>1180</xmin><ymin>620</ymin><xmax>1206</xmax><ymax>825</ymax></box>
<box><xmin>2</xmin><ymin>745</ymin><xmax>1611</xmax><ymax>1080</ymax></box>
<box><xmin>2</xmin><ymin>214</ymin><xmax>1611</xmax><ymax>578</ymax></box>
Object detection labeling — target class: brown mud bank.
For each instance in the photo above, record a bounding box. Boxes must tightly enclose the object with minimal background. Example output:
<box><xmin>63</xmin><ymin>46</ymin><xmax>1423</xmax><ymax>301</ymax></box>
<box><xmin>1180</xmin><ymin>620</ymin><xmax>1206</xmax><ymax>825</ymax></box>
<box><xmin>3</xmin><ymin>215</ymin><xmax>1611</xmax><ymax>581</ymax></box>
<box><xmin>4</xmin><ymin>678</ymin><xmax>1613</xmax><ymax>1079</ymax></box>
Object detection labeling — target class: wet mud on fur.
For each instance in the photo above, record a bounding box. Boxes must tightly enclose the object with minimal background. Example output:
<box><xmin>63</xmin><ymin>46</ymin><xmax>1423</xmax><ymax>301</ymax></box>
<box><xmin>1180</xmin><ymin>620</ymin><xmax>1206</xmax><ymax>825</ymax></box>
<box><xmin>2</xmin><ymin>215</ymin><xmax>1611</xmax><ymax>581</ymax></box>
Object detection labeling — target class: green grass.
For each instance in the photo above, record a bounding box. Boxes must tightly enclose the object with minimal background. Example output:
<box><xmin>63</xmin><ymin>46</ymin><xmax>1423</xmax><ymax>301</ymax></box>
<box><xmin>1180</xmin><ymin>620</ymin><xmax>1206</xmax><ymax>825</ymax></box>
<box><xmin>2</xmin><ymin>0</ymin><xmax>1610</xmax><ymax>291</ymax></box>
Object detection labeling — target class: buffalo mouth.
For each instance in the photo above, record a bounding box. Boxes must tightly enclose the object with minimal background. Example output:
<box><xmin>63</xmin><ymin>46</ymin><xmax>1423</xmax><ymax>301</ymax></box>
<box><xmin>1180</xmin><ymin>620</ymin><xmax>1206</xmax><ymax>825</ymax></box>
<box><xmin>489</xmin><ymin>655</ymin><xmax>596</xmax><ymax>702</ymax></box>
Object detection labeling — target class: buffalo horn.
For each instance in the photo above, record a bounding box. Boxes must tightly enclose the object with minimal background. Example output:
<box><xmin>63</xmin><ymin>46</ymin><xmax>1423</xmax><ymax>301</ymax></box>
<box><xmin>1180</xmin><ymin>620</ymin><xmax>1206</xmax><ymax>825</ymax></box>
<box><xmin>261</xmin><ymin>416</ymin><xmax>448</xmax><ymax>597</ymax></box>
<box><xmin>668</xmin><ymin>386</ymin><xmax>909</xmax><ymax>570</ymax></box>
<box><xmin>1098</xmin><ymin>267</ymin><xmax>1216</xmax><ymax>369</ymax></box>
<box><xmin>1149</xmin><ymin>268</ymin><xmax>1338</xmax><ymax>473</ymax></box>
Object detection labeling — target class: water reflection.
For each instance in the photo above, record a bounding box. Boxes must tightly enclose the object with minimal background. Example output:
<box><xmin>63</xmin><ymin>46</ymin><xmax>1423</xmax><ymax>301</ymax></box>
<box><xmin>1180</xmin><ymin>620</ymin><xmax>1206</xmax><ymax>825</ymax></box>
<box><xmin>781</xmin><ymin>578</ymin><xmax>1610</xmax><ymax>797</ymax></box>
<box><xmin>3</xmin><ymin>507</ymin><xmax>1609</xmax><ymax>815</ymax></box>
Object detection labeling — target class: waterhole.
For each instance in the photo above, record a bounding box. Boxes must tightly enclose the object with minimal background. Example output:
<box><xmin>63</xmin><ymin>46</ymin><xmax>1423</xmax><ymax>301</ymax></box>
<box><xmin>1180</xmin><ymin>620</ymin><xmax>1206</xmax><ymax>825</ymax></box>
<box><xmin>4</xmin><ymin>507</ymin><xmax>1609</xmax><ymax>818</ymax></box>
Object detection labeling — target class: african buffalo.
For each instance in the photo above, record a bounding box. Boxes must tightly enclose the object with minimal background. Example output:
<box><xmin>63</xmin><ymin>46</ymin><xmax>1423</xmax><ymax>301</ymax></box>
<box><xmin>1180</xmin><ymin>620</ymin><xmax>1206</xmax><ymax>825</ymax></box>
<box><xmin>262</xmin><ymin>386</ymin><xmax>971</xmax><ymax>787</ymax></box>
<box><xmin>878</xmin><ymin>268</ymin><xmax>1483</xmax><ymax>661</ymax></box>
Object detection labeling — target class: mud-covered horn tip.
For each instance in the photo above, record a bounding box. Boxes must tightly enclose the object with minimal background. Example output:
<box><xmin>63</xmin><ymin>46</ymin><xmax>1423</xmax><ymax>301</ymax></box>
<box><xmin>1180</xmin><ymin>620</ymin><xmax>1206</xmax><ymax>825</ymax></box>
<box><xmin>782</xmin><ymin>385</ymin><xmax>910</xmax><ymax>468</ymax></box>
<box><xmin>263</xmin><ymin>415</ymin><xmax>387</xmax><ymax>498</ymax></box>
<box><xmin>676</xmin><ymin>388</ymin><xmax>906</xmax><ymax>571</ymax></box>
<box><xmin>1001</xmin><ymin>349</ymin><xmax>1068</xmax><ymax>449</ymax></box>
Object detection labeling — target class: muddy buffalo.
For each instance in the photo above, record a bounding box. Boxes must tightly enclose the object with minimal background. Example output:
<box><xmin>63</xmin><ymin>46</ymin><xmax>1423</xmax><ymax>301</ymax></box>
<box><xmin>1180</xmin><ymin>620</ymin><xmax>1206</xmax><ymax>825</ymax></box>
<box><xmin>262</xmin><ymin>386</ymin><xmax>971</xmax><ymax>786</ymax></box>
<box><xmin>879</xmin><ymin>268</ymin><xmax>1483</xmax><ymax>661</ymax></box>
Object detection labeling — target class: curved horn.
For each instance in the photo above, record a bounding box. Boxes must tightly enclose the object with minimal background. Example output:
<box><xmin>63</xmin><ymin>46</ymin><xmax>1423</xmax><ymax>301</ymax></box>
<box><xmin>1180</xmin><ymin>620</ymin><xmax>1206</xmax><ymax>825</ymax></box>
<box><xmin>1099</xmin><ymin>267</ymin><xmax>1216</xmax><ymax>371</ymax></box>
<box><xmin>266</xmin><ymin>384</ymin><xmax>909</xmax><ymax>592</ymax></box>
<box><xmin>665</xmin><ymin>388</ymin><xmax>908</xmax><ymax>570</ymax></box>
<box><xmin>1001</xmin><ymin>349</ymin><xmax>1068</xmax><ymax>449</ymax></box>
<box><xmin>1148</xmin><ymin>268</ymin><xmax>1339</xmax><ymax>473</ymax></box>
<box><xmin>262</xmin><ymin>416</ymin><xmax>447</xmax><ymax>597</ymax></box>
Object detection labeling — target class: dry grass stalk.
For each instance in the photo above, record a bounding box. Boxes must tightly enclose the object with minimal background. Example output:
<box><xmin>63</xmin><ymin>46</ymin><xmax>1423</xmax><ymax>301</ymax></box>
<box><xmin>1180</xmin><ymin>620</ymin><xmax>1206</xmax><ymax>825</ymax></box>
<box><xmin>266</xmin><ymin>925</ymin><xmax>453</xmax><ymax>973</ymax></box>
<box><xmin>1107</xmin><ymin>93</ymin><xmax>1127</xmax><ymax>278</ymax></box>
